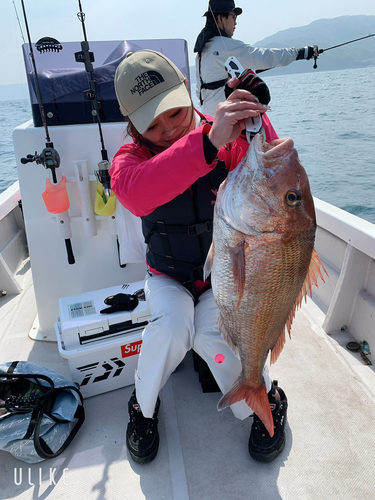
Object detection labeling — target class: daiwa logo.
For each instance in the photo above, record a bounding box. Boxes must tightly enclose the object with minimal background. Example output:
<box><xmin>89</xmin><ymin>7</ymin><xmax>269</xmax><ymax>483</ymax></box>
<box><xmin>131</xmin><ymin>71</ymin><xmax>165</xmax><ymax>95</ymax></box>
<box><xmin>77</xmin><ymin>358</ymin><xmax>126</xmax><ymax>386</ymax></box>
<box><xmin>121</xmin><ymin>340</ymin><xmax>142</xmax><ymax>358</ymax></box>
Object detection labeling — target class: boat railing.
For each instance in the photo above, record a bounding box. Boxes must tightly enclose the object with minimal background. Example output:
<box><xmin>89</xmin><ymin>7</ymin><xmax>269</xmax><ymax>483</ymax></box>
<box><xmin>0</xmin><ymin>182</ymin><xmax>28</xmax><ymax>295</ymax></box>
<box><xmin>313</xmin><ymin>197</ymin><xmax>375</xmax><ymax>365</ymax></box>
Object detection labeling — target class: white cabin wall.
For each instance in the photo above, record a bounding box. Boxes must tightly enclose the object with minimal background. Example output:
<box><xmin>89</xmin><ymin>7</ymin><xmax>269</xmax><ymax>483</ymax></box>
<box><xmin>14</xmin><ymin>121</ymin><xmax>147</xmax><ymax>339</ymax></box>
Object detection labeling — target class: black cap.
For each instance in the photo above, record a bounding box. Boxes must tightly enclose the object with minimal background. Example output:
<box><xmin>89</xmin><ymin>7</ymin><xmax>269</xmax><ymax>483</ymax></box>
<box><xmin>204</xmin><ymin>0</ymin><xmax>242</xmax><ymax>16</ymax></box>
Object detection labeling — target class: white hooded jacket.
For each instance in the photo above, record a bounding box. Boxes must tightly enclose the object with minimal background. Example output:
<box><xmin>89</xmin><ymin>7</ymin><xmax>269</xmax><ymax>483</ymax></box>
<box><xmin>195</xmin><ymin>36</ymin><xmax>298</xmax><ymax>116</ymax></box>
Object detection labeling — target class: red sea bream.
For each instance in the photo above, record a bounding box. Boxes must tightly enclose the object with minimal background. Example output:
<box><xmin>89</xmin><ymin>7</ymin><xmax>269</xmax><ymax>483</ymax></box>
<box><xmin>204</xmin><ymin>135</ymin><xmax>327</xmax><ymax>436</ymax></box>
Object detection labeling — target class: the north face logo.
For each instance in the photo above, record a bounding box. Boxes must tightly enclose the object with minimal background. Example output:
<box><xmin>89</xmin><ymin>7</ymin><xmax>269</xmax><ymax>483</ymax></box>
<box><xmin>130</xmin><ymin>71</ymin><xmax>165</xmax><ymax>95</ymax></box>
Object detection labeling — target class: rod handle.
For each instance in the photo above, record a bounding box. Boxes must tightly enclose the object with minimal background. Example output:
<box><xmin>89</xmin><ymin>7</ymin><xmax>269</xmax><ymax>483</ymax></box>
<box><xmin>65</xmin><ymin>239</ymin><xmax>75</xmax><ymax>265</ymax></box>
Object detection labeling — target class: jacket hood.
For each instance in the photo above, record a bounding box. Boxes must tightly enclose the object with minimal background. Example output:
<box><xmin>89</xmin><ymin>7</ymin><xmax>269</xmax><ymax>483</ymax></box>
<box><xmin>194</xmin><ymin>20</ymin><xmax>230</xmax><ymax>53</ymax></box>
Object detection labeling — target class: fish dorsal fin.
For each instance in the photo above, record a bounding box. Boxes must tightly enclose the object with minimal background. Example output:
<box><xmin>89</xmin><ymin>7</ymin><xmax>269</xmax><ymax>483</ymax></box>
<box><xmin>270</xmin><ymin>248</ymin><xmax>328</xmax><ymax>365</ymax></box>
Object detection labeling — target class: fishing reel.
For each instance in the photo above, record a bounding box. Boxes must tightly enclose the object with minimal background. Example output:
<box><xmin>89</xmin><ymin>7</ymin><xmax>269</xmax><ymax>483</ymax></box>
<box><xmin>21</xmin><ymin>146</ymin><xmax>61</xmax><ymax>184</ymax></box>
<box><xmin>95</xmin><ymin>159</ymin><xmax>112</xmax><ymax>199</ymax></box>
<box><xmin>313</xmin><ymin>49</ymin><xmax>324</xmax><ymax>69</ymax></box>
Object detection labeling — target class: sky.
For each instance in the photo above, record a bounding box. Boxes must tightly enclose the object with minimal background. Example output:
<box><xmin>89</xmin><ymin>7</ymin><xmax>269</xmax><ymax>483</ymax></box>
<box><xmin>2</xmin><ymin>0</ymin><xmax>375</xmax><ymax>88</ymax></box>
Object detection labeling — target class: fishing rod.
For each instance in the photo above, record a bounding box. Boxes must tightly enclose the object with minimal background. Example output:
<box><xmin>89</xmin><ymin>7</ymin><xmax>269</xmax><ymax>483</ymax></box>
<box><xmin>75</xmin><ymin>1</ymin><xmax>124</xmax><ymax>267</ymax></box>
<box><xmin>313</xmin><ymin>33</ymin><xmax>375</xmax><ymax>68</ymax></box>
<box><xmin>75</xmin><ymin>0</ymin><xmax>112</xmax><ymax>202</ymax></box>
<box><xmin>256</xmin><ymin>32</ymin><xmax>375</xmax><ymax>74</ymax></box>
<box><xmin>19</xmin><ymin>0</ymin><xmax>75</xmax><ymax>265</ymax></box>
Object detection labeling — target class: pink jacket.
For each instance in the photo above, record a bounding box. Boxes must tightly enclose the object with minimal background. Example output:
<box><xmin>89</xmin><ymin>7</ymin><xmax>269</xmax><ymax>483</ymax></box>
<box><xmin>110</xmin><ymin>111</ymin><xmax>278</xmax><ymax>217</ymax></box>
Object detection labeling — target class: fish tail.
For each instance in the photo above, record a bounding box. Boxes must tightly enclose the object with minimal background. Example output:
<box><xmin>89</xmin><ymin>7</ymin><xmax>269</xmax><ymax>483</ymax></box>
<box><xmin>217</xmin><ymin>379</ymin><xmax>274</xmax><ymax>437</ymax></box>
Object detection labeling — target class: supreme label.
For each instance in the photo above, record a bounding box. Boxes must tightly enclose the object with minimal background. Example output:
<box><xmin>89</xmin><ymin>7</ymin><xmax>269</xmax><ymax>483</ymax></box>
<box><xmin>121</xmin><ymin>340</ymin><xmax>142</xmax><ymax>358</ymax></box>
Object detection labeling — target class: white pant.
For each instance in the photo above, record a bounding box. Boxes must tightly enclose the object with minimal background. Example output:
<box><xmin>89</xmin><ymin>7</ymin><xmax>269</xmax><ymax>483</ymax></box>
<box><xmin>135</xmin><ymin>273</ymin><xmax>272</xmax><ymax>419</ymax></box>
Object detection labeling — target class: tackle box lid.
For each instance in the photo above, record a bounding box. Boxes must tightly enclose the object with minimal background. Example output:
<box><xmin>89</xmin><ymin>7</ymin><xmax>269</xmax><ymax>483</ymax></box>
<box><xmin>57</xmin><ymin>281</ymin><xmax>150</xmax><ymax>349</ymax></box>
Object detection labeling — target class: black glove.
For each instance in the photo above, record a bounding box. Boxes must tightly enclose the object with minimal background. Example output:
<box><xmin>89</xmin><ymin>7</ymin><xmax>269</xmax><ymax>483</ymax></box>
<box><xmin>224</xmin><ymin>69</ymin><xmax>271</xmax><ymax>105</ymax></box>
<box><xmin>296</xmin><ymin>45</ymin><xmax>318</xmax><ymax>60</ymax></box>
<box><xmin>100</xmin><ymin>293</ymin><xmax>139</xmax><ymax>314</ymax></box>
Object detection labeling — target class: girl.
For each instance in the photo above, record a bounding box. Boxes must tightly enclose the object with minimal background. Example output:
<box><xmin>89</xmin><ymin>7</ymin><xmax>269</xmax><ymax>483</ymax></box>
<box><xmin>110</xmin><ymin>49</ymin><xmax>287</xmax><ymax>464</ymax></box>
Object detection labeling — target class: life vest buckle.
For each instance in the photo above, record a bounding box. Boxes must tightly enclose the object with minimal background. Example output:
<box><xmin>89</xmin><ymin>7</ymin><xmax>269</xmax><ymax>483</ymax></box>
<box><xmin>187</xmin><ymin>221</ymin><xmax>212</xmax><ymax>236</ymax></box>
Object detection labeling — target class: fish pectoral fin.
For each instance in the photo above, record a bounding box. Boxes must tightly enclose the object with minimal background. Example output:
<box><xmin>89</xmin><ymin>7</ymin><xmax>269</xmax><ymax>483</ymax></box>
<box><xmin>203</xmin><ymin>243</ymin><xmax>215</xmax><ymax>280</ymax></box>
<box><xmin>230</xmin><ymin>241</ymin><xmax>248</xmax><ymax>311</ymax></box>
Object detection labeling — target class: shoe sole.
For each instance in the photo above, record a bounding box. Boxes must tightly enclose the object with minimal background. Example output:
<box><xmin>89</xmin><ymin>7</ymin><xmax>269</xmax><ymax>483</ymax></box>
<box><xmin>249</xmin><ymin>434</ymin><xmax>285</xmax><ymax>463</ymax></box>
<box><xmin>127</xmin><ymin>434</ymin><xmax>159</xmax><ymax>464</ymax></box>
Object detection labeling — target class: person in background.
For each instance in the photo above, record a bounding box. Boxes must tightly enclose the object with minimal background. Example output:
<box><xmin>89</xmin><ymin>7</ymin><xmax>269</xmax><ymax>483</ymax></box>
<box><xmin>110</xmin><ymin>49</ymin><xmax>288</xmax><ymax>465</ymax></box>
<box><xmin>195</xmin><ymin>0</ymin><xmax>319</xmax><ymax>116</ymax></box>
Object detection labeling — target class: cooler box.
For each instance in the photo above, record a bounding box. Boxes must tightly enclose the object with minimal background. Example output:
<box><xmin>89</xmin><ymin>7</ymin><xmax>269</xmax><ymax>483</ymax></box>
<box><xmin>55</xmin><ymin>281</ymin><xmax>150</xmax><ymax>398</ymax></box>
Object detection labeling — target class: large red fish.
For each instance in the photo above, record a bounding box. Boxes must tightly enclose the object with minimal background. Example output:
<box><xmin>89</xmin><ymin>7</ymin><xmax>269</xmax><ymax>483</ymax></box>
<box><xmin>204</xmin><ymin>135</ymin><xmax>327</xmax><ymax>437</ymax></box>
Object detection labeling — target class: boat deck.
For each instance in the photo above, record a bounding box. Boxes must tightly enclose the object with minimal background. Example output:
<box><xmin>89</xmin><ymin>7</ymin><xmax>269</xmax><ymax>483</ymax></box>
<box><xmin>1</xmin><ymin>261</ymin><xmax>375</xmax><ymax>500</ymax></box>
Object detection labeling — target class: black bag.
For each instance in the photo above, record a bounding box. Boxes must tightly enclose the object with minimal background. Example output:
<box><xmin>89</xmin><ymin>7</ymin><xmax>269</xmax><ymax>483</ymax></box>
<box><xmin>0</xmin><ymin>361</ymin><xmax>85</xmax><ymax>463</ymax></box>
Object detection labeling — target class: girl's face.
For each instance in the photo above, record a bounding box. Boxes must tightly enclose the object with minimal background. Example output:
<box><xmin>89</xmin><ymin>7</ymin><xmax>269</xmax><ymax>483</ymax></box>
<box><xmin>142</xmin><ymin>106</ymin><xmax>195</xmax><ymax>149</ymax></box>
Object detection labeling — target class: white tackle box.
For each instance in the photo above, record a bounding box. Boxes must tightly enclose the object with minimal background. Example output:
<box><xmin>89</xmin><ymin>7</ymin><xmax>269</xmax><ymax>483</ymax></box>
<box><xmin>55</xmin><ymin>281</ymin><xmax>150</xmax><ymax>398</ymax></box>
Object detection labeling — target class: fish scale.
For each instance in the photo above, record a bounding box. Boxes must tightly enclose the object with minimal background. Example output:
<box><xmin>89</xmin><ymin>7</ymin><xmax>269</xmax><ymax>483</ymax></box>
<box><xmin>204</xmin><ymin>135</ymin><xmax>327</xmax><ymax>437</ymax></box>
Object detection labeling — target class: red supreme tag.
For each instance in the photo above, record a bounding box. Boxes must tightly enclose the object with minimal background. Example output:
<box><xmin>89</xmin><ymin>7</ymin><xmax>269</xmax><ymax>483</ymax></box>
<box><xmin>121</xmin><ymin>340</ymin><xmax>142</xmax><ymax>358</ymax></box>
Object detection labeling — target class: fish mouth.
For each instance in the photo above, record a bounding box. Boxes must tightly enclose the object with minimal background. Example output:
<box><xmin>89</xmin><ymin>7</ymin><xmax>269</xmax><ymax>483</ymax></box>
<box><xmin>250</xmin><ymin>135</ymin><xmax>295</xmax><ymax>177</ymax></box>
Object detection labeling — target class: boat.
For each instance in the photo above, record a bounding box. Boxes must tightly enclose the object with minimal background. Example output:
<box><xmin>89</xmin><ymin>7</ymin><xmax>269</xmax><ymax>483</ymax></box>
<box><xmin>1</xmin><ymin>34</ymin><xmax>375</xmax><ymax>500</ymax></box>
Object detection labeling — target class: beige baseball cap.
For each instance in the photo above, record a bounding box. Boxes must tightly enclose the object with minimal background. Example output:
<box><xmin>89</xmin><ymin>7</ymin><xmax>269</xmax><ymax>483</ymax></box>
<box><xmin>114</xmin><ymin>50</ymin><xmax>191</xmax><ymax>134</ymax></box>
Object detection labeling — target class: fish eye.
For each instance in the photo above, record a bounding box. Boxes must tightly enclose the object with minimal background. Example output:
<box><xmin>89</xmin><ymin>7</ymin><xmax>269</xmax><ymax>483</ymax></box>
<box><xmin>285</xmin><ymin>190</ymin><xmax>301</xmax><ymax>207</ymax></box>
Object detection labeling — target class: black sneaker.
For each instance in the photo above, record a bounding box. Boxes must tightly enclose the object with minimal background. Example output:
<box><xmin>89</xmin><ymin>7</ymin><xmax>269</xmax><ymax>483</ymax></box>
<box><xmin>126</xmin><ymin>390</ymin><xmax>160</xmax><ymax>464</ymax></box>
<box><xmin>248</xmin><ymin>381</ymin><xmax>288</xmax><ymax>462</ymax></box>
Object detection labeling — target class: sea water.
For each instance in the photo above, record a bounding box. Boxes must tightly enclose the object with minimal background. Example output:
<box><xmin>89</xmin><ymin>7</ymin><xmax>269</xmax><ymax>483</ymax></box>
<box><xmin>0</xmin><ymin>99</ymin><xmax>31</xmax><ymax>194</ymax></box>
<box><xmin>261</xmin><ymin>66</ymin><xmax>375</xmax><ymax>225</ymax></box>
<box><xmin>1</xmin><ymin>66</ymin><xmax>375</xmax><ymax>224</ymax></box>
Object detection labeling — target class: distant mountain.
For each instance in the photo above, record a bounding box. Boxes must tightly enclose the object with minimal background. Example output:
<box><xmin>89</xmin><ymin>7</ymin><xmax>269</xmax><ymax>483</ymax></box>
<box><xmin>190</xmin><ymin>15</ymin><xmax>375</xmax><ymax>79</ymax></box>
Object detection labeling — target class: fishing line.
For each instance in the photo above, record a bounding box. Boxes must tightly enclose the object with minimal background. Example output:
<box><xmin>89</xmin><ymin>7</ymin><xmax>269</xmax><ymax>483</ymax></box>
<box><xmin>12</xmin><ymin>0</ymin><xmax>25</xmax><ymax>44</ymax></box>
<box><xmin>209</xmin><ymin>4</ymin><xmax>231</xmax><ymax>61</ymax></box>
<box><xmin>196</xmin><ymin>5</ymin><xmax>231</xmax><ymax>107</ymax></box>
<box><xmin>20</xmin><ymin>0</ymin><xmax>52</xmax><ymax>144</ymax></box>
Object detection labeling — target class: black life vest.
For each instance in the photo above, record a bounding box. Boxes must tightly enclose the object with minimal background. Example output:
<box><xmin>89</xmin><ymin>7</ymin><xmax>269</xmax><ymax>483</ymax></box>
<box><xmin>141</xmin><ymin>159</ymin><xmax>228</xmax><ymax>283</ymax></box>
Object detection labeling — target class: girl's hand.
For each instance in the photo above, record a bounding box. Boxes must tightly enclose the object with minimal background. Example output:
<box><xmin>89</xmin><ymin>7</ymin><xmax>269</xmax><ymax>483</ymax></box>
<box><xmin>208</xmin><ymin>89</ymin><xmax>269</xmax><ymax>149</ymax></box>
